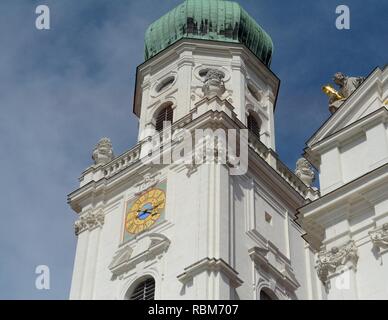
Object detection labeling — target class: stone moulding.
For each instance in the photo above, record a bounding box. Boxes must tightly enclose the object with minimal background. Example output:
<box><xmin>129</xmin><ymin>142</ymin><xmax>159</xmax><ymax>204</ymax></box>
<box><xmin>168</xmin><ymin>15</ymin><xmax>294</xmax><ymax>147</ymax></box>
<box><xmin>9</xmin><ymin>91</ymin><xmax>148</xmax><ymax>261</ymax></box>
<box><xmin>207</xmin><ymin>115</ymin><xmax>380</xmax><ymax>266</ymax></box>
<box><xmin>369</xmin><ymin>223</ymin><xmax>388</xmax><ymax>249</ymax></box>
<box><xmin>316</xmin><ymin>240</ymin><xmax>358</xmax><ymax>283</ymax></box>
<box><xmin>134</xmin><ymin>173</ymin><xmax>161</xmax><ymax>196</ymax></box>
<box><xmin>248</xmin><ymin>246</ymin><xmax>300</xmax><ymax>292</ymax></box>
<box><xmin>177</xmin><ymin>258</ymin><xmax>243</xmax><ymax>288</ymax></box>
<box><xmin>74</xmin><ymin>211</ymin><xmax>105</xmax><ymax>236</ymax></box>
<box><xmin>109</xmin><ymin>234</ymin><xmax>171</xmax><ymax>277</ymax></box>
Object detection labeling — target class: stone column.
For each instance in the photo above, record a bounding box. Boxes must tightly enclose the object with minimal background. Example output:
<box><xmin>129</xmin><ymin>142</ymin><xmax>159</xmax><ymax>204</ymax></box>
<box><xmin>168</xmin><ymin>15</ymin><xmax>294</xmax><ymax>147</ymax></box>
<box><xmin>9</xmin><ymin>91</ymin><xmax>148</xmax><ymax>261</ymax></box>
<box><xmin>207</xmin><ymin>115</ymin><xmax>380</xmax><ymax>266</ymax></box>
<box><xmin>71</xmin><ymin>210</ymin><xmax>104</xmax><ymax>300</ymax></box>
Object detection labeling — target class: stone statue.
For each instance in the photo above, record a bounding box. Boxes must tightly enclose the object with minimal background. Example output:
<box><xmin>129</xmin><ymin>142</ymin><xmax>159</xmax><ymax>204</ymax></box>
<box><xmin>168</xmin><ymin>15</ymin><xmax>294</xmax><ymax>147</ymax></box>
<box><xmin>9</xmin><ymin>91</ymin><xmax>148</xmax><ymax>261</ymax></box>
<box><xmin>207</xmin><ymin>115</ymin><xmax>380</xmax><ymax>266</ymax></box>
<box><xmin>295</xmin><ymin>158</ymin><xmax>315</xmax><ymax>187</ymax></box>
<box><xmin>92</xmin><ymin>138</ymin><xmax>114</xmax><ymax>165</ymax></box>
<box><xmin>323</xmin><ymin>72</ymin><xmax>365</xmax><ymax>114</ymax></box>
<box><xmin>202</xmin><ymin>69</ymin><xmax>225</xmax><ymax>98</ymax></box>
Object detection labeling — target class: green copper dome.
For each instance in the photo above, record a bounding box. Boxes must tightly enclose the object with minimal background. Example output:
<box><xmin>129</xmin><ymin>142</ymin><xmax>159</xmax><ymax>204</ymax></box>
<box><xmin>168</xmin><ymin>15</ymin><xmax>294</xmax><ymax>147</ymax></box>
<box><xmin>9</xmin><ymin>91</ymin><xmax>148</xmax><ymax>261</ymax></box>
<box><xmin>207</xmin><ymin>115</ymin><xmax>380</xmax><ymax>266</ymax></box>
<box><xmin>144</xmin><ymin>0</ymin><xmax>273</xmax><ymax>66</ymax></box>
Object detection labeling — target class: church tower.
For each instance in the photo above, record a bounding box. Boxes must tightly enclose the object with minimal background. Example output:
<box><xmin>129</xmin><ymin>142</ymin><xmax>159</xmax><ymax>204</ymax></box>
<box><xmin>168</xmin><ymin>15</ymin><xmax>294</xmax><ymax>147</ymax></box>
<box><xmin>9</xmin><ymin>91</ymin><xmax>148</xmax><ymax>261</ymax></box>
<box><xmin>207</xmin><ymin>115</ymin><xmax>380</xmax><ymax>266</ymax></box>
<box><xmin>68</xmin><ymin>0</ymin><xmax>319</xmax><ymax>300</ymax></box>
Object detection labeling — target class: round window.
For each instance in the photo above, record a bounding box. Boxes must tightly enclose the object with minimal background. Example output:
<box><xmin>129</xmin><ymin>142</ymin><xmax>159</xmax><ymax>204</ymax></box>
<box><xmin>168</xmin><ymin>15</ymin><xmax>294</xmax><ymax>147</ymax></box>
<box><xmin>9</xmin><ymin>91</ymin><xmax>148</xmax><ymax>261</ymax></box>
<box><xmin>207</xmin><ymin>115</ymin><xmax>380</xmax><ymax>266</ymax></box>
<box><xmin>155</xmin><ymin>76</ymin><xmax>175</xmax><ymax>93</ymax></box>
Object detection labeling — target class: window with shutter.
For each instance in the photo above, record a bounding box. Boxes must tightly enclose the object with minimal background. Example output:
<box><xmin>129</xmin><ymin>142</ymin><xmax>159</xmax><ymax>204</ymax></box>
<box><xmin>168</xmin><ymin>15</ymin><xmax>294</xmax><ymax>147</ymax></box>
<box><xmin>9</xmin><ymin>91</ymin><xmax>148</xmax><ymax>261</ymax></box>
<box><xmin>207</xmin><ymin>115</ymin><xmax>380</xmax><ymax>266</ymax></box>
<box><xmin>259</xmin><ymin>288</ymin><xmax>278</xmax><ymax>300</ymax></box>
<box><xmin>155</xmin><ymin>105</ymin><xmax>173</xmax><ymax>132</ymax></box>
<box><xmin>130</xmin><ymin>278</ymin><xmax>155</xmax><ymax>300</ymax></box>
<box><xmin>247</xmin><ymin>114</ymin><xmax>261</xmax><ymax>139</ymax></box>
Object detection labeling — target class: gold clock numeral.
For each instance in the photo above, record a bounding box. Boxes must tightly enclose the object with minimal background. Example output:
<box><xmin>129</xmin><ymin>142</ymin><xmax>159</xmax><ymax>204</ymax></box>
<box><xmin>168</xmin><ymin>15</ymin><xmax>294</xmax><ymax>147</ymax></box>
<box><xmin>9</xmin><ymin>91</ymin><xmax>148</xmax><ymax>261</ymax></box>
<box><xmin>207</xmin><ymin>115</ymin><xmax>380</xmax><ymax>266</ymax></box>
<box><xmin>128</xmin><ymin>225</ymin><xmax>136</xmax><ymax>234</ymax></box>
<box><xmin>145</xmin><ymin>220</ymin><xmax>154</xmax><ymax>228</ymax></box>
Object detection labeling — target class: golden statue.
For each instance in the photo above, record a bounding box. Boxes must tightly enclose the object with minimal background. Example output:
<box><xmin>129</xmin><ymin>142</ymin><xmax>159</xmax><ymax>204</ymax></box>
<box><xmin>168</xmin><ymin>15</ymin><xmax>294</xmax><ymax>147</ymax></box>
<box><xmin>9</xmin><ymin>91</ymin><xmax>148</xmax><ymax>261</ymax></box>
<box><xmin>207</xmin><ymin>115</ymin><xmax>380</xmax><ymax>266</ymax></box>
<box><xmin>322</xmin><ymin>85</ymin><xmax>344</xmax><ymax>102</ymax></box>
<box><xmin>323</xmin><ymin>72</ymin><xmax>365</xmax><ymax>114</ymax></box>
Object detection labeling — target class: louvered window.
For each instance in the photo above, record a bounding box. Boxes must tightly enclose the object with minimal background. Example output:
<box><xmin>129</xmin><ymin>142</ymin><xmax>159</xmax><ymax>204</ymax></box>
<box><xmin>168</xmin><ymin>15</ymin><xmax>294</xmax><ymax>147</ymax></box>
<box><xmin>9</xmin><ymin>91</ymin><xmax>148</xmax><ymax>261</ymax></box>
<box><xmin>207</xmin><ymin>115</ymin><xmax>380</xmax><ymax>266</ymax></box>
<box><xmin>155</xmin><ymin>105</ymin><xmax>173</xmax><ymax>132</ymax></box>
<box><xmin>260</xmin><ymin>290</ymin><xmax>273</xmax><ymax>300</ymax></box>
<box><xmin>247</xmin><ymin>114</ymin><xmax>261</xmax><ymax>139</ymax></box>
<box><xmin>130</xmin><ymin>278</ymin><xmax>155</xmax><ymax>300</ymax></box>
<box><xmin>259</xmin><ymin>288</ymin><xmax>278</xmax><ymax>300</ymax></box>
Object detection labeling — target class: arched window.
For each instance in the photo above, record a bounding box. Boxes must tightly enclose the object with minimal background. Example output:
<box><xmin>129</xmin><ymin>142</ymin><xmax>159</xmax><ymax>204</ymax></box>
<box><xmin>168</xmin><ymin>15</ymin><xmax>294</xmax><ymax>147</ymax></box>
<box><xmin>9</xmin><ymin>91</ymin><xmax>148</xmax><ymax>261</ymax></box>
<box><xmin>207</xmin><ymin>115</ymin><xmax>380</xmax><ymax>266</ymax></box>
<box><xmin>247</xmin><ymin>113</ymin><xmax>261</xmax><ymax>138</ymax></box>
<box><xmin>155</xmin><ymin>104</ymin><xmax>173</xmax><ymax>132</ymax></box>
<box><xmin>129</xmin><ymin>278</ymin><xmax>155</xmax><ymax>300</ymax></box>
<box><xmin>259</xmin><ymin>288</ymin><xmax>278</xmax><ymax>300</ymax></box>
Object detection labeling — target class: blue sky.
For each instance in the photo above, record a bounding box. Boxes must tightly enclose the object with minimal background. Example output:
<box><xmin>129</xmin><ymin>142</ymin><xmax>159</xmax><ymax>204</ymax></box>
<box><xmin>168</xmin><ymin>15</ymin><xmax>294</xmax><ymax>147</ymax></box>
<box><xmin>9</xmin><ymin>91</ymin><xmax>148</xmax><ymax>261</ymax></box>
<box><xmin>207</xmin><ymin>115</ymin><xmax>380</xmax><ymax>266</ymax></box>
<box><xmin>0</xmin><ymin>0</ymin><xmax>386</xmax><ymax>299</ymax></box>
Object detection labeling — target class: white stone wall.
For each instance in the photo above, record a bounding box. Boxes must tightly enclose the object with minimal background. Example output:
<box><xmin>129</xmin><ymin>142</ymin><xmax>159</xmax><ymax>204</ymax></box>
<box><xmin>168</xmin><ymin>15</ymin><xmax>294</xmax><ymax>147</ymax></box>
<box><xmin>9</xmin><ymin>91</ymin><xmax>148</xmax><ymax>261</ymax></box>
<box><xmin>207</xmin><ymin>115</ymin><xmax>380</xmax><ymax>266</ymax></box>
<box><xmin>319</xmin><ymin>120</ymin><xmax>388</xmax><ymax>195</ymax></box>
<box><xmin>70</xmin><ymin>161</ymin><xmax>312</xmax><ymax>300</ymax></box>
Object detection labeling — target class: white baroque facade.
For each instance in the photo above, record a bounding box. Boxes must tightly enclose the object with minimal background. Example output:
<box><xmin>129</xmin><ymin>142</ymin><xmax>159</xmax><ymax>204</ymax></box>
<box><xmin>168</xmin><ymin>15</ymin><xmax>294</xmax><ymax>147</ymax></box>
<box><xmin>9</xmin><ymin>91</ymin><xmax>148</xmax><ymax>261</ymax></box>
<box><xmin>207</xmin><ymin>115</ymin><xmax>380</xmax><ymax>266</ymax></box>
<box><xmin>298</xmin><ymin>66</ymin><xmax>388</xmax><ymax>299</ymax></box>
<box><xmin>67</xmin><ymin>0</ymin><xmax>388</xmax><ymax>300</ymax></box>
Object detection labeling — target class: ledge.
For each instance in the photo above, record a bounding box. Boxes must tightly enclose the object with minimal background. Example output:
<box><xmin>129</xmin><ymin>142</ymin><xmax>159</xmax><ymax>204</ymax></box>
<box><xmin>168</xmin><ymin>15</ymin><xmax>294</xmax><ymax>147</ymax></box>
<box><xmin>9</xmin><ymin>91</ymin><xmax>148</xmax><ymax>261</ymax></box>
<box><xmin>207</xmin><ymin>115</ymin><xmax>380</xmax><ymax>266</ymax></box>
<box><xmin>109</xmin><ymin>233</ymin><xmax>170</xmax><ymax>277</ymax></box>
<box><xmin>177</xmin><ymin>258</ymin><xmax>243</xmax><ymax>288</ymax></box>
<box><xmin>248</xmin><ymin>246</ymin><xmax>300</xmax><ymax>291</ymax></box>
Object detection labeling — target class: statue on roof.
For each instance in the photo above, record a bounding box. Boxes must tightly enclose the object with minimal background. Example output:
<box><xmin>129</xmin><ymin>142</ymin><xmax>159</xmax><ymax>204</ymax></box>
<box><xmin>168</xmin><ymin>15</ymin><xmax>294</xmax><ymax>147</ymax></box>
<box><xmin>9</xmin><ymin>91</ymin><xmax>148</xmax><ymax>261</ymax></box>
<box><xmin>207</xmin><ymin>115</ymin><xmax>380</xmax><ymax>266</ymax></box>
<box><xmin>322</xmin><ymin>72</ymin><xmax>365</xmax><ymax>114</ymax></box>
<box><xmin>295</xmin><ymin>158</ymin><xmax>315</xmax><ymax>187</ymax></box>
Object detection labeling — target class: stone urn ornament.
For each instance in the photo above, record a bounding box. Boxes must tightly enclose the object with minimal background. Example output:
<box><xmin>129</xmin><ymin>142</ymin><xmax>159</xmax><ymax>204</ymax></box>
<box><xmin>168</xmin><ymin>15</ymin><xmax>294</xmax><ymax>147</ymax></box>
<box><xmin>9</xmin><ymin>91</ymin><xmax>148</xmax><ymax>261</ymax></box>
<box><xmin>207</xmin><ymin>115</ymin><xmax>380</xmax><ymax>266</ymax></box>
<box><xmin>92</xmin><ymin>138</ymin><xmax>114</xmax><ymax>166</ymax></box>
<box><xmin>202</xmin><ymin>69</ymin><xmax>226</xmax><ymax>98</ymax></box>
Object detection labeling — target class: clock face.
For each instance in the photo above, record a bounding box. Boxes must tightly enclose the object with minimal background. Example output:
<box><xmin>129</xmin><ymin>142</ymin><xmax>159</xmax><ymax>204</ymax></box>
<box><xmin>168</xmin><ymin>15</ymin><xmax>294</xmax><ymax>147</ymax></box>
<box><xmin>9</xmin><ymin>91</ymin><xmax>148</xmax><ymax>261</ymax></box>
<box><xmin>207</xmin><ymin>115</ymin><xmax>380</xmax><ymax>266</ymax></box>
<box><xmin>125</xmin><ymin>188</ymin><xmax>166</xmax><ymax>235</ymax></box>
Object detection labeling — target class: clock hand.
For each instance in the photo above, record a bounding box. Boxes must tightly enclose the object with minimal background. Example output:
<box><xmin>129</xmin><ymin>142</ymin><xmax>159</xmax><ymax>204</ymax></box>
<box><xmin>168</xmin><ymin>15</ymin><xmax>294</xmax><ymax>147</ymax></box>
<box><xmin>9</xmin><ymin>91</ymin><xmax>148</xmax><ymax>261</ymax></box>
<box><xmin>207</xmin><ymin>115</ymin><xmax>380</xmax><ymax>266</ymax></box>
<box><xmin>136</xmin><ymin>209</ymin><xmax>152</xmax><ymax>220</ymax></box>
<box><xmin>152</xmin><ymin>202</ymin><xmax>164</xmax><ymax>209</ymax></box>
<box><xmin>136</xmin><ymin>202</ymin><xmax>164</xmax><ymax>217</ymax></box>
<box><xmin>137</xmin><ymin>209</ymin><xmax>151</xmax><ymax>213</ymax></box>
<box><xmin>136</xmin><ymin>201</ymin><xmax>163</xmax><ymax>213</ymax></box>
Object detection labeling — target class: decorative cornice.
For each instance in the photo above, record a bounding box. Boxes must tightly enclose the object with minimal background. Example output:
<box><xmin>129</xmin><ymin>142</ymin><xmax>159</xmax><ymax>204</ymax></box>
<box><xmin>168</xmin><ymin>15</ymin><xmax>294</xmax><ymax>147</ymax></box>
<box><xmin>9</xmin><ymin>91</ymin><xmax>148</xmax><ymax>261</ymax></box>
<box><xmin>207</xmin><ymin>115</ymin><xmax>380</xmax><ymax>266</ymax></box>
<box><xmin>177</xmin><ymin>258</ymin><xmax>243</xmax><ymax>288</ymax></box>
<box><xmin>109</xmin><ymin>233</ymin><xmax>170</xmax><ymax>277</ymax></box>
<box><xmin>369</xmin><ymin>223</ymin><xmax>388</xmax><ymax>249</ymax></box>
<box><xmin>297</xmin><ymin>163</ymin><xmax>388</xmax><ymax>251</ymax></box>
<box><xmin>74</xmin><ymin>210</ymin><xmax>104</xmax><ymax>236</ymax></box>
<box><xmin>316</xmin><ymin>241</ymin><xmax>358</xmax><ymax>282</ymax></box>
<box><xmin>248</xmin><ymin>246</ymin><xmax>300</xmax><ymax>291</ymax></box>
<box><xmin>69</xmin><ymin>108</ymin><xmax>312</xmax><ymax>215</ymax></box>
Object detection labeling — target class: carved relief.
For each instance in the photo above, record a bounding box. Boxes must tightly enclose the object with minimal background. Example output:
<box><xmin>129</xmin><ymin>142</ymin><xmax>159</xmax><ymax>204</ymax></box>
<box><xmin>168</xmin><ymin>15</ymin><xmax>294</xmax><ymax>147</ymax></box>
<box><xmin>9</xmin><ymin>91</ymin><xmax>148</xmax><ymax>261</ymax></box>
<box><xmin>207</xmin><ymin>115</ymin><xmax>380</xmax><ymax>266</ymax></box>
<box><xmin>295</xmin><ymin>158</ymin><xmax>315</xmax><ymax>187</ymax></box>
<box><xmin>316</xmin><ymin>241</ymin><xmax>358</xmax><ymax>282</ymax></box>
<box><xmin>92</xmin><ymin>138</ymin><xmax>114</xmax><ymax>165</ymax></box>
<box><xmin>369</xmin><ymin>223</ymin><xmax>388</xmax><ymax>249</ymax></box>
<box><xmin>135</xmin><ymin>173</ymin><xmax>160</xmax><ymax>195</ymax></box>
<box><xmin>109</xmin><ymin>233</ymin><xmax>170</xmax><ymax>277</ymax></box>
<box><xmin>74</xmin><ymin>210</ymin><xmax>105</xmax><ymax>236</ymax></box>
